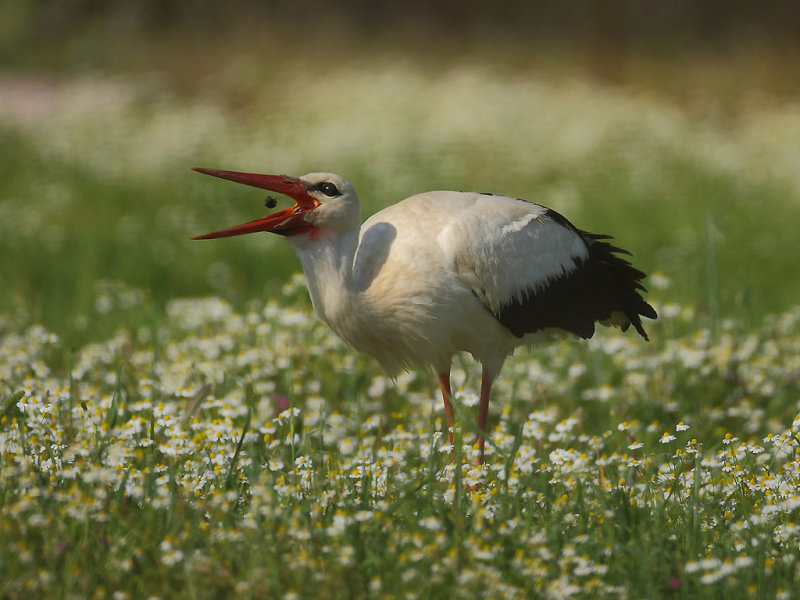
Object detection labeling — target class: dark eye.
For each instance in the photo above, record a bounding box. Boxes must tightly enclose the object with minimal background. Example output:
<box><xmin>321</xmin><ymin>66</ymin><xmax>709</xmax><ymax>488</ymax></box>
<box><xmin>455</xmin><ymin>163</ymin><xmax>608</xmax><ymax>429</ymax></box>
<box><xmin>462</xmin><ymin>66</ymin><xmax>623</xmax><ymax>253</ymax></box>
<box><xmin>319</xmin><ymin>182</ymin><xmax>340</xmax><ymax>197</ymax></box>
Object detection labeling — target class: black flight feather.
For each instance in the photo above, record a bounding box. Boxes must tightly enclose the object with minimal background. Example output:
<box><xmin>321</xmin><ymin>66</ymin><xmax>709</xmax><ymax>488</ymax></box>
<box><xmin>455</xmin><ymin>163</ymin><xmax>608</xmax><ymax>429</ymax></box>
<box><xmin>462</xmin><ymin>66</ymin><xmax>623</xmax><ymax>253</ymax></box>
<box><xmin>493</xmin><ymin>209</ymin><xmax>657</xmax><ymax>340</ymax></box>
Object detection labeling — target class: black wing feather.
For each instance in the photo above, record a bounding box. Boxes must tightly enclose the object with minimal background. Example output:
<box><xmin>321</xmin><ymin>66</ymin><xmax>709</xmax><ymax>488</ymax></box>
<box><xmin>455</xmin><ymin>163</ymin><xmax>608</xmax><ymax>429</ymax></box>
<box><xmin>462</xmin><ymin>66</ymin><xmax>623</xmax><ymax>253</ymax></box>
<box><xmin>494</xmin><ymin>214</ymin><xmax>657</xmax><ymax>340</ymax></box>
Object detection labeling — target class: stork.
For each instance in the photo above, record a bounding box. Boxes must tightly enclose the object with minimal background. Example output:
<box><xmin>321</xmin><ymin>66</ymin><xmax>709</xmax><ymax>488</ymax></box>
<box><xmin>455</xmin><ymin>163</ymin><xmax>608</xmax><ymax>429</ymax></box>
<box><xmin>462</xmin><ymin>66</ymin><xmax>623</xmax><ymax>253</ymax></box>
<box><xmin>193</xmin><ymin>168</ymin><xmax>657</xmax><ymax>462</ymax></box>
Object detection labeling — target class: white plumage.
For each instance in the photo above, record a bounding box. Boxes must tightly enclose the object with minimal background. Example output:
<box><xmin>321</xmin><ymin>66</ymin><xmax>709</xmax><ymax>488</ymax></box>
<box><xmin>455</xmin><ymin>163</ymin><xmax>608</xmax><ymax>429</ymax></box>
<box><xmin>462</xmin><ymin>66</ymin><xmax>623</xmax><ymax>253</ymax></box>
<box><xmin>194</xmin><ymin>169</ymin><xmax>657</xmax><ymax>462</ymax></box>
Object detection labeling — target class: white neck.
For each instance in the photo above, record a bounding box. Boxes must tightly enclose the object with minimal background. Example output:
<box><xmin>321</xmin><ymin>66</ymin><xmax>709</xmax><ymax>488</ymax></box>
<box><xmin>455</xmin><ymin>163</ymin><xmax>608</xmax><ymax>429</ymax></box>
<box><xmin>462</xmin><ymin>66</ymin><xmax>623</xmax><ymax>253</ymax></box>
<box><xmin>288</xmin><ymin>228</ymin><xmax>360</xmax><ymax>333</ymax></box>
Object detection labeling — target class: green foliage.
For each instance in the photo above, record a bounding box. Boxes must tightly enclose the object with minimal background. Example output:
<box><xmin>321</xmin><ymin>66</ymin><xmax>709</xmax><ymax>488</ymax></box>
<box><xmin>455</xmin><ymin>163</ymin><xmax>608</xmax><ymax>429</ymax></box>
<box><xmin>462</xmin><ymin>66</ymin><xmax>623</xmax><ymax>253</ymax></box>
<box><xmin>3</xmin><ymin>65</ymin><xmax>800</xmax><ymax>347</ymax></box>
<box><xmin>2</xmin><ymin>59</ymin><xmax>800</xmax><ymax>599</ymax></box>
<box><xmin>1</xmin><ymin>292</ymin><xmax>800</xmax><ymax>599</ymax></box>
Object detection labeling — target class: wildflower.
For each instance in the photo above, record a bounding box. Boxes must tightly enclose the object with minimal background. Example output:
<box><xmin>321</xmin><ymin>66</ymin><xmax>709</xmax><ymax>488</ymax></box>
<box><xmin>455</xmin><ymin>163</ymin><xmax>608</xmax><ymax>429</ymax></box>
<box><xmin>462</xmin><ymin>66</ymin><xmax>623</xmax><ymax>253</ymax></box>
<box><xmin>338</xmin><ymin>546</ymin><xmax>355</xmax><ymax>567</ymax></box>
<box><xmin>338</xmin><ymin>437</ymin><xmax>356</xmax><ymax>454</ymax></box>
<box><xmin>272</xmin><ymin>394</ymin><xmax>289</xmax><ymax>414</ymax></box>
<box><xmin>458</xmin><ymin>390</ymin><xmax>480</xmax><ymax>407</ymax></box>
<box><xmin>420</xmin><ymin>517</ymin><xmax>442</xmax><ymax>531</ymax></box>
<box><xmin>159</xmin><ymin>540</ymin><xmax>184</xmax><ymax>566</ymax></box>
<box><xmin>697</xmin><ymin>555</ymin><xmax>754</xmax><ymax>584</ymax></box>
<box><xmin>568</xmin><ymin>363</ymin><xmax>586</xmax><ymax>379</ymax></box>
<box><xmin>649</xmin><ymin>271</ymin><xmax>670</xmax><ymax>290</ymax></box>
<box><xmin>660</xmin><ymin>433</ymin><xmax>676</xmax><ymax>444</ymax></box>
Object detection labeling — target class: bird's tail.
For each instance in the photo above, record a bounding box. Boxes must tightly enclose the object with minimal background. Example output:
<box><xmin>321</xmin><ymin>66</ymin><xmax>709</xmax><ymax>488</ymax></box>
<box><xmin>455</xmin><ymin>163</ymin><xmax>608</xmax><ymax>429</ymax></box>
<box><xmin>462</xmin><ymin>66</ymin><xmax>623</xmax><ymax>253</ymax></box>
<box><xmin>580</xmin><ymin>232</ymin><xmax>658</xmax><ymax>340</ymax></box>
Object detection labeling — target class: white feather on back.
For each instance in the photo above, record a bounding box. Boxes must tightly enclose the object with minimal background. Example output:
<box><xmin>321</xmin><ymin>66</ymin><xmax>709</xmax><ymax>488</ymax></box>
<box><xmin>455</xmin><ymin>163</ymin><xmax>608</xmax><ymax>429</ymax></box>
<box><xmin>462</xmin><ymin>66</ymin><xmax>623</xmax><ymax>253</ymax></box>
<box><xmin>434</xmin><ymin>193</ymin><xmax>588</xmax><ymax>313</ymax></box>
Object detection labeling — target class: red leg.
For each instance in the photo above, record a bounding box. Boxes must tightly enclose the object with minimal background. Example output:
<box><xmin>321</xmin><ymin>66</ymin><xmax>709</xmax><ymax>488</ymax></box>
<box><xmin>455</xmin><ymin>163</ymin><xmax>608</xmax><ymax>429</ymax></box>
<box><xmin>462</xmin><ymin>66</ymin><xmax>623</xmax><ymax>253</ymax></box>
<box><xmin>475</xmin><ymin>366</ymin><xmax>495</xmax><ymax>464</ymax></box>
<box><xmin>438</xmin><ymin>371</ymin><xmax>454</xmax><ymax>446</ymax></box>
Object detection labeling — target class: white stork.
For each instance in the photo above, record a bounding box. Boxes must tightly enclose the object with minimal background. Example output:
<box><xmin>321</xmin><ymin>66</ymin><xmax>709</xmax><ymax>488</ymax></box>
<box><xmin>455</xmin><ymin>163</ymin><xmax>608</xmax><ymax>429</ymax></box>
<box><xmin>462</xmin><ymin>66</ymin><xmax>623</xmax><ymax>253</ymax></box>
<box><xmin>193</xmin><ymin>168</ymin><xmax>657</xmax><ymax>462</ymax></box>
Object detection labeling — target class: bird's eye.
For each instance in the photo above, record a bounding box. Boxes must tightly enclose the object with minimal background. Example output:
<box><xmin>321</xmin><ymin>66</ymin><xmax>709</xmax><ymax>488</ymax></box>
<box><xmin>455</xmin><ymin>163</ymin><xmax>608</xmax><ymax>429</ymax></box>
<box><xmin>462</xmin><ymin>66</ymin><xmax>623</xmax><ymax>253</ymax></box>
<box><xmin>319</xmin><ymin>182</ymin><xmax>340</xmax><ymax>197</ymax></box>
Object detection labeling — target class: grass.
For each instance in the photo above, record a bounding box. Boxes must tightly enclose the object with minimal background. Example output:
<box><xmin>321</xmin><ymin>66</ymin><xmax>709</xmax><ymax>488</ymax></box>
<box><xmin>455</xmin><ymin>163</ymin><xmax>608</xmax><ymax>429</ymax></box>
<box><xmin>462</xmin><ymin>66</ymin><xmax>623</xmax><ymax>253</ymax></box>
<box><xmin>3</xmin><ymin>64</ymin><xmax>800</xmax><ymax>342</ymax></box>
<box><xmin>2</xmin><ymin>292</ymin><xmax>800</xmax><ymax>599</ymax></box>
<box><xmin>2</xmin><ymin>50</ymin><xmax>800</xmax><ymax>598</ymax></box>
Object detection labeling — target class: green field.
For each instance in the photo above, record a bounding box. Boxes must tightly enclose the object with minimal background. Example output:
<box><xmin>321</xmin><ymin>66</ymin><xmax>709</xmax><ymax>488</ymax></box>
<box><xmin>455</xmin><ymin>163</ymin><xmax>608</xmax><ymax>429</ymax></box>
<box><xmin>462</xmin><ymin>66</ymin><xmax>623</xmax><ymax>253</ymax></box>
<box><xmin>2</xmin><ymin>31</ymin><xmax>800</xmax><ymax>599</ymax></box>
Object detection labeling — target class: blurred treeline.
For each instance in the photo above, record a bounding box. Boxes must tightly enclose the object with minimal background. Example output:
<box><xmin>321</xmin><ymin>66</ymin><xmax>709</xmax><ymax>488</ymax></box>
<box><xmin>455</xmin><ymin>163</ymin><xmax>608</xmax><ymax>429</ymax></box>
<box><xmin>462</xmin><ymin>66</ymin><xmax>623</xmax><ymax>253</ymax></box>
<box><xmin>4</xmin><ymin>0</ymin><xmax>799</xmax><ymax>42</ymax></box>
<box><xmin>3</xmin><ymin>1</ymin><xmax>799</xmax><ymax>66</ymax></box>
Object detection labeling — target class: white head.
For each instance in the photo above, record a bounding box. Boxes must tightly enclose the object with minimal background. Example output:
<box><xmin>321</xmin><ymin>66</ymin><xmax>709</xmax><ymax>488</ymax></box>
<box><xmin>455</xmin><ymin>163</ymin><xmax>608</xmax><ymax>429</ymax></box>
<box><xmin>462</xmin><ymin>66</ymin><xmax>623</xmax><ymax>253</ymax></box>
<box><xmin>298</xmin><ymin>172</ymin><xmax>361</xmax><ymax>233</ymax></box>
<box><xmin>192</xmin><ymin>169</ymin><xmax>361</xmax><ymax>240</ymax></box>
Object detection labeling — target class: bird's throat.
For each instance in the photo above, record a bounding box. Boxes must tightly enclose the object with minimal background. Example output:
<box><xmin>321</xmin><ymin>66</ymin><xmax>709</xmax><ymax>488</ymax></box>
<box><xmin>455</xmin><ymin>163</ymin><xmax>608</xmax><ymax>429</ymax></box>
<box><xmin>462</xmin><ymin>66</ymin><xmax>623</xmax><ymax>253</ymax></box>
<box><xmin>289</xmin><ymin>229</ymin><xmax>359</xmax><ymax>329</ymax></box>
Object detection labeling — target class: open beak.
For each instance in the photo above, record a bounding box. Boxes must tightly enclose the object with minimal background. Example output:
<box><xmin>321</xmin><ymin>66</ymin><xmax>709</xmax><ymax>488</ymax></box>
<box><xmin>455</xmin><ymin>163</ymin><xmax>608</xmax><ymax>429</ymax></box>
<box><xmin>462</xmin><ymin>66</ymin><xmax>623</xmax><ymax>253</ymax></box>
<box><xmin>191</xmin><ymin>168</ymin><xmax>318</xmax><ymax>239</ymax></box>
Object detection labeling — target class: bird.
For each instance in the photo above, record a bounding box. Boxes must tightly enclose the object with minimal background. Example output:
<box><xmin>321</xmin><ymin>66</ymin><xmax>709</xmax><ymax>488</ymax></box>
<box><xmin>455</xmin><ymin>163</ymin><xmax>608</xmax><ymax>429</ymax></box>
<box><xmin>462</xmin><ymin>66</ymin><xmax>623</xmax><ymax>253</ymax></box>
<box><xmin>193</xmin><ymin>168</ymin><xmax>657</xmax><ymax>463</ymax></box>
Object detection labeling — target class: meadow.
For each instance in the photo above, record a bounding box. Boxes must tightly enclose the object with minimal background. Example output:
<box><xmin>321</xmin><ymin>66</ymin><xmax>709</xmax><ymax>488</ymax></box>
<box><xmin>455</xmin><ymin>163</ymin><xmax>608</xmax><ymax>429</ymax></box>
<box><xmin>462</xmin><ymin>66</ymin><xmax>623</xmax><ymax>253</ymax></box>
<box><xmin>2</xmin><ymin>50</ymin><xmax>800</xmax><ymax>598</ymax></box>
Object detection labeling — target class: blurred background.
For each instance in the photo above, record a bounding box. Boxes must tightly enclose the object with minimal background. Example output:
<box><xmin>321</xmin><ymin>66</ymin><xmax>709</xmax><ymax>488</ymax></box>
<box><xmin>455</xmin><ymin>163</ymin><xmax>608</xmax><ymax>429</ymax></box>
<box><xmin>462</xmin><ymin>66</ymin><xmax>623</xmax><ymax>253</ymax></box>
<box><xmin>2</xmin><ymin>0</ymin><xmax>800</xmax><ymax>346</ymax></box>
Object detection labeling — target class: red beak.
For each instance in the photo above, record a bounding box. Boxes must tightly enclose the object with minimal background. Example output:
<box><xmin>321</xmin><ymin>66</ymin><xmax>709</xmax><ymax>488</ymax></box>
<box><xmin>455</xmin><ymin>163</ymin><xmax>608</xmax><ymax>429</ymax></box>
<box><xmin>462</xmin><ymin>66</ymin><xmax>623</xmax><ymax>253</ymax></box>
<box><xmin>191</xmin><ymin>168</ymin><xmax>318</xmax><ymax>239</ymax></box>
